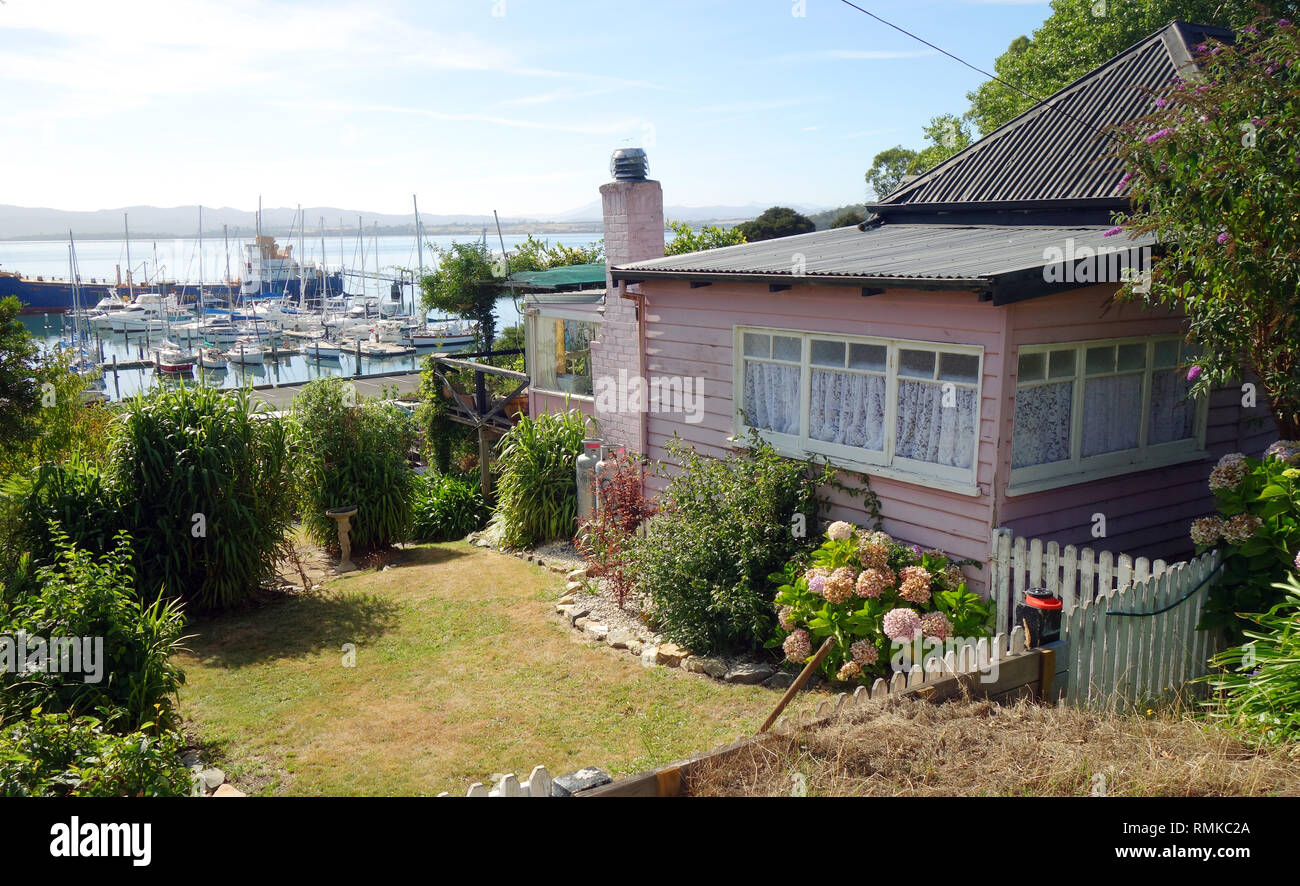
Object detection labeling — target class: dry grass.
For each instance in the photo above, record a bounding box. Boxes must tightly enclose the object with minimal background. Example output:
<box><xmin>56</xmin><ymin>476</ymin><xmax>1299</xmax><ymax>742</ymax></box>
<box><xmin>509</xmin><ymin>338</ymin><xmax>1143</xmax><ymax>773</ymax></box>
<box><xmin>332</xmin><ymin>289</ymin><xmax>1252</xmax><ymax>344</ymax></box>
<box><xmin>176</xmin><ymin>541</ymin><xmax>827</xmax><ymax>796</ymax></box>
<box><xmin>690</xmin><ymin>695</ymin><xmax>1300</xmax><ymax>797</ymax></box>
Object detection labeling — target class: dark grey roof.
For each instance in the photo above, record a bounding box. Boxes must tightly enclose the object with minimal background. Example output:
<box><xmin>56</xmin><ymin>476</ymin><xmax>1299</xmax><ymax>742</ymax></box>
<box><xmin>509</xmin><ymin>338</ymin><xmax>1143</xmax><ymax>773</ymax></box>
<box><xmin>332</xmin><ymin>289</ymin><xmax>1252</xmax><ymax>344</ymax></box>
<box><xmin>612</xmin><ymin>223</ymin><xmax>1156</xmax><ymax>305</ymax></box>
<box><xmin>878</xmin><ymin>20</ymin><xmax>1235</xmax><ymax>208</ymax></box>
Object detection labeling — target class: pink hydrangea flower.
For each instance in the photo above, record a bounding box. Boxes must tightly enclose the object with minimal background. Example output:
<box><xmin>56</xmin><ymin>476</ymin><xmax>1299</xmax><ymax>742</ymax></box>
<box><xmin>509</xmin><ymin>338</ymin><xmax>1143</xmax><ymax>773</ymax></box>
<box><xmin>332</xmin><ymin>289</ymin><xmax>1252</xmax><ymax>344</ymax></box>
<box><xmin>837</xmin><ymin>660</ymin><xmax>863</xmax><ymax>682</ymax></box>
<box><xmin>858</xmin><ymin>540</ymin><xmax>891</xmax><ymax>570</ymax></box>
<box><xmin>850</xmin><ymin>640</ymin><xmax>879</xmax><ymax>665</ymax></box>
<box><xmin>783</xmin><ymin>629</ymin><xmax>811</xmax><ymax>663</ymax></box>
<box><xmin>919</xmin><ymin>611</ymin><xmax>953</xmax><ymax>642</ymax></box>
<box><xmin>898</xmin><ymin>565</ymin><xmax>933</xmax><ymax>604</ymax></box>
<box><xmin>826</xmin><ymin>520</ymin><xmax>855</xmax><ymax>541</ymax></box>
<box><xmin>856</xmin><ymin>566</ymin><xmax>895</xmax><ymax>598</ymax></box>
<box><xmin>804</xmin><ymin>567</ymin><xmax>829</xmax><ymax>596</ymax></box>
<box><xmin>777</xmin><ymin>605</ymin><xmax>796</xmax><ymax>631</ymax></box>
<box><xmin>824</xmin><ymin>567</ymin><xmax>858</xmax><ymax>604</ymax></box>
<box><xmin>882</xmin><ymin>607</ymin><xmax>923</xmax><ymax>642</ymax></box>
<box><xmin>1222</xmin><ymin>513</ymin><xmax>1264</xmax><ymax>544</ymax></box>
<box><xmin>1190</xmin><ymin>516</ymin><xmax>1225</xmax><ymax>547</ymax></box>
<box><xmin>1263</xmin><ymin>440</ymin><xmax>1300</xmax><ymax>464</ymax></box>
<box><xmin>1208</xmin><ymin>453</ymin><xmax>1248</xmax><ymax>491</ymax></box>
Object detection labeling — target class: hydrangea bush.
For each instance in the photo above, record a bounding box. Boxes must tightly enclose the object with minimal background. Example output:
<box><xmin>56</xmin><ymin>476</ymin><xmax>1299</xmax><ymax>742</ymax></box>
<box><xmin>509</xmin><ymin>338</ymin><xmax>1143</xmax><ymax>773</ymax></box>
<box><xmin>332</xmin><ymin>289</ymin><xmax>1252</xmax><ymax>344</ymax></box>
<box><xmin>1191</xmin><ymin>441</ymin><xmax>1300</xmax><ymax>639</ymax></box>
<box><xmin>767</xmin><ymin>521</ymin><xmax>993</xmax><ymax>684</ymax></box>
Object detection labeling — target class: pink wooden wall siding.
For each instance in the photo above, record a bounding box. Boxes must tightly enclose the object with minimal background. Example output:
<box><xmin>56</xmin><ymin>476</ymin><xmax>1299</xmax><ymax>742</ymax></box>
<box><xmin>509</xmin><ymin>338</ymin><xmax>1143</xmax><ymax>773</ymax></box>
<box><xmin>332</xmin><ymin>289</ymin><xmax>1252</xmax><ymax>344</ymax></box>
<box><xmin>994</xmin><ymin>284</ymin><xmax>1276</xmax><ymax>565</ymax></box>
<box><xmin>637</xmin><ymin>279</ymin><xmax>1004</xmax><ymax>592</ymax></box>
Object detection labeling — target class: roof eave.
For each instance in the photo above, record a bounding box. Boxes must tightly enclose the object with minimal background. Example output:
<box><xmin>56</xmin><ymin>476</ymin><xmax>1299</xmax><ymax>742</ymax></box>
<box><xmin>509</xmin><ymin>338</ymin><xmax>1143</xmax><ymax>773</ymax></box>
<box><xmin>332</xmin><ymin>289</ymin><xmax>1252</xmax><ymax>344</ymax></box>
<box><xmin>609</xmin><ymin>267</ymin><xmax>992</xmax><ymax>295</ymax></box>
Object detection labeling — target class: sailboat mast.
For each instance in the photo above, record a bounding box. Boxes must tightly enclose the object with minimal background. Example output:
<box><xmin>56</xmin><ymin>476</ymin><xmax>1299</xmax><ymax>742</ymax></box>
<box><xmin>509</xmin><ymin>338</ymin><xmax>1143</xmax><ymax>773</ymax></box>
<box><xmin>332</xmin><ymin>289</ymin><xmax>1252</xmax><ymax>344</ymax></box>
<box><xmin>198</xmin><ymin>205</ymin><xmax>204</xmax><ymax>301</ymax></box>
<box><xmin>413</xmin><ymin>194</ymin><xmax>423</xmax><ymax>317</ymax></box>
<box><xmin>124</xmin><ymin>213</ymin><xmax>134</xmax><ymax>302</ymax></box>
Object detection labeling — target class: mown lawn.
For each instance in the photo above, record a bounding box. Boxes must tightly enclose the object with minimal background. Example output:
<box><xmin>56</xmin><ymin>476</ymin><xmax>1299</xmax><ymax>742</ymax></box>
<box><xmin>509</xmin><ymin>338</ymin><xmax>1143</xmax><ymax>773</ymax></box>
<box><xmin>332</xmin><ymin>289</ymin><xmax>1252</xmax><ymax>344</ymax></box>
<box><xmin>176</xmin><ymin>542</ymin><xmax>824</xmax><ymax>795</ymax></box>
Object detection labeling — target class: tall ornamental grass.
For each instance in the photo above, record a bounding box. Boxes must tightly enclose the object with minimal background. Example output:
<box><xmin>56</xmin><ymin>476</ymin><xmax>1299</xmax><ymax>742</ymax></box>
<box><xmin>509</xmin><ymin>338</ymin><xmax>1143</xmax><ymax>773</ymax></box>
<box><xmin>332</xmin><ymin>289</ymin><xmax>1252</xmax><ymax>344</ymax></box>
<box><xmin>291</xmin><ymin>378</ymin><xmax>416</xmax><ymax>554</ymax></box>
<box><xmin>110</xmin><ymin>384</ymin><xmax>295</xmax><ymax>610</ymax></box>
<box><xmin>493</xmin><ymin>409</ymin><xmax>589</xmax><ymax>549</ymax></box>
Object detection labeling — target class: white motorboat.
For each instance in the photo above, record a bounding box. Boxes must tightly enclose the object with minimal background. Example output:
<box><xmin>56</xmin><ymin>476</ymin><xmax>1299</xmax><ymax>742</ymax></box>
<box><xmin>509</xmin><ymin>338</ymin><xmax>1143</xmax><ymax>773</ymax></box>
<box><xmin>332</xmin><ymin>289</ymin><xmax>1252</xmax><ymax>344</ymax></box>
<box><xmin>225</xmin><ymin>340</ymin><xmax>271</xmax><ymax>364</ymax></box>
<box><xmin>196</xmin><ymin>346</ymin><xmax>228</xmax><ymax>369</ymax></box>
<box><xmin>304</xmin><ymin>339</ymin><xmax>344</xmax><ymax>361</ymax></box>
<box><xmin>154</xmin><ymin>345</ymin><xmax>196</xmax><ymax>374</ymax></box>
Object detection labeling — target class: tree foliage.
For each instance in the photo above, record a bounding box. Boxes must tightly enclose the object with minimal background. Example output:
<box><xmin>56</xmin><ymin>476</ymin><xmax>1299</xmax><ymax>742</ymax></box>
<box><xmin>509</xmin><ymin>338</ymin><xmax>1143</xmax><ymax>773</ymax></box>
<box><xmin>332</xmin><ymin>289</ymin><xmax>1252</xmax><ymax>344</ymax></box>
<box><xmin>664</xmin><ymin>220</ymin><xmax>746</xmax><ymax>255</ymax></box>
<box><xmin>507</xmin><ymin>235</ymin><xmax>604</xmax><ymax>272</ymax></box>
<box><xmin>0</xmin><ymin>296</ymin><xmax>41</xmax><ymax>453</ymax></box>
<box><xmin>1112</xmin><ymin>18</ymin><xmax>1300</xmax><ymax>438</ymax></box>
<box><xmin>966</xmin><ymin>0</ymin><xmax>1291</xmax><ymax>135</ymax></box>
<box><xmin>830</xmin><ymin>208</ymin><xmax>867</xmax><ymax>228</ymax></box>
<box><xmin>865</xmin><ymin>146</ymin><xmax>919</xmax><ymax>200</ymax></box>
<box><xmin>734</xmin><ymin>206</ymin><xmax>816</xmax><ymax>243</ymax></box>
<box><xmin>420</xmin><ymin>240</ymin><xmax>502</xmax><ymax>352</ymax></box>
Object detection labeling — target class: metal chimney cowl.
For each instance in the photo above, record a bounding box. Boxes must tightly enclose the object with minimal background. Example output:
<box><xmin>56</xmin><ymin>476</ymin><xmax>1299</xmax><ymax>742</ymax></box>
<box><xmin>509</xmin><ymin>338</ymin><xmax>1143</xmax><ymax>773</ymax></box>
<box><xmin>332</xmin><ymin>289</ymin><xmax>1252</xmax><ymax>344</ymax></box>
<box><xmin>610</xmin><ymin>148</ymin><xmax>649</xmax><ymax>182</ymax></box>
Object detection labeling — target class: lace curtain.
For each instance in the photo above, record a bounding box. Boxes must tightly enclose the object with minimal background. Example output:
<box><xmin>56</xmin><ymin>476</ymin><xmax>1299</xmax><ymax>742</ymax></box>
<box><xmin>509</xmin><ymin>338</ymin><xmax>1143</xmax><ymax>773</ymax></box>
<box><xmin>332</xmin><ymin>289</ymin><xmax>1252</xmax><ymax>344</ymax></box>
<box><xmin>743</xmin><ymin>361</ymin><xmax>800</xmax><ymax>435</ymax></box>
<box><xmin>1012</xmin><ymin>381</ymin><xmax>1073</xmax><ymax>468</ymax></box>
<box><xmin>1082</xmin><ymin>374</ymin><xmax>1143</xmax><ymax>456</ymax></box>
<box><xmin>1148</xmin><ymin>368</ymin><xmax>1196</xmax><ymax>445</ymax></box>
<box><xmin>809</xmin><ymin>369</ymin><xmax>885</xmax><ymax>451</ymax></box>
<box><xmin>893</xmin><ymin>380</ymin><xmax>976</xmax><ymax>469</ymax></box>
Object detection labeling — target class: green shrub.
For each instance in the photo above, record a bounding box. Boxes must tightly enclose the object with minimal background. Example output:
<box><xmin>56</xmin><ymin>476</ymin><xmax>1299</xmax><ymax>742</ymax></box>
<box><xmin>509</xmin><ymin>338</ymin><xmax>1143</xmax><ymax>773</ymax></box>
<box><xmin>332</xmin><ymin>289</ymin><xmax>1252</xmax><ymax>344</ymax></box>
<box><xmin>0</xmin><ymin>710</ymin><xmax>193</xmax><ymax>797</ymax></box>
<box><xmin>292</xmin><ymin>378</ymin><xmax>416</xmax><ymax>554</ymax></box>
<box><xmin>410</xmin><ymin>472</ymin><xmax>488</xmax><ymax>542</ymax></box>
<box><xmin>1</xmin><ymin>531</ymin><xmax>187</xmax><ymax>733</ymax></box>
<box><xmin>1206</xmin><ymin>573</ymin><xmax>1300</xmax><ymax>746</ymax></box>
<box><xmin>0</xmin><ymin>458</ymin><xmax>122</xmax><ymax>575</ymax></box>
<box><xmin>629</xmin><ymin>435</ymin><xmax>835</xmax><ymax>656</ymax></box>
<box><xmin>493</xmin><ymin>409</ymin><xmax>590</xmax><ymax>549</ymax></box>
<box><xmin>767</xmin><ymin>522</ymin><xmax>990</xmax><ymax>684</ymax></box>
<box><xmin>1191</xmin><ymin>443</ymin><xmax>1300</xmax><ymax>640</ymax></box>
<box><xmin>110</xmin><ymin>384</ymin><xmax>295</xmax><ymax>610</ymax></box>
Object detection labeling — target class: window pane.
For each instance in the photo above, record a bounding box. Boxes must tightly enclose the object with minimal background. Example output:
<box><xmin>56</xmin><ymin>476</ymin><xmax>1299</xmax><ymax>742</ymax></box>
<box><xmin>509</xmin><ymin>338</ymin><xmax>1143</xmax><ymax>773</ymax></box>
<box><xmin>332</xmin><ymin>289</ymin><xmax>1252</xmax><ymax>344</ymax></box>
<box><xmin>1048</xmin><ymin>349</ymin><xmax>1076</xmax><ymax>379</ymax></box>
<box><xmin>809</xmin><ymin>369</ymin><xmax>885</xmax><ymax>452</ymax></box>
<box><xmin>772</xmin><ymin>335</ymin><xmax>801</xmax><ymax>362</ymax></box>
<box><xmin>1148</xmin><ymin>368</ymin><xmax>1197</xmax><ymax>445</ymax></box>
<box><xmin>742</xmin><ymin>332</ymin><xmax>769</xmax><ymax>358</ymax></box>
<box><xmin>939</xmin><ymin>352</ymin><xmax>980</xmax><ymax>384</ymax></box>
<box><xmin>535</xmin><ymin>319</ymin><xmax>597</xmax><ymax>394</ymax></box>
<box><xmin>743</xmin><ymin>361</ymin><xmax>801</xmax><ymax>435</ymax></box>
<box><xmin>899</xmin><ymin>349</ymin><xmax>936</xmax><ymax>379</ymax></box>
<box><xmin>1117</xmin><ymin>342</ymin><xmax>1146</xmax><ymax>372</ymax></box>
<box><xmin>848</xmin><ymin>343</ymin><xmax>886</xmax><ymax>372</ymax></box>
<box><xmin>1085</xmin><ymin>345</ymin><xmax>1115</xmax><ymax>375</ymax></box>
<box><xmin>894</xmin><ymin>379</ymin><xmax>976</xmax><ymax>469</ymax></box>
<box><xmin>1017</xmin><ymin>351</ymin><xmax>1046</xmax><ymax>382</ymax></box>
<box><xmin>810</xmin><ymin>339</ymin><xmax>845</xmax><ymax>367</ymax></box>
<box><xmin>1082</xmin><ymin>374</ymin><xmax>1143</xmax><ymax>456</ymax></box>
<box><xmin>1013</xmin><ymin>381</ymin><xmax>1073</xmax><ymax>468</ymax></box>
<box><xmin>1153</xmin><ymin>339</ymin><xmax>1179</xmax><ymax>369</ymax></box>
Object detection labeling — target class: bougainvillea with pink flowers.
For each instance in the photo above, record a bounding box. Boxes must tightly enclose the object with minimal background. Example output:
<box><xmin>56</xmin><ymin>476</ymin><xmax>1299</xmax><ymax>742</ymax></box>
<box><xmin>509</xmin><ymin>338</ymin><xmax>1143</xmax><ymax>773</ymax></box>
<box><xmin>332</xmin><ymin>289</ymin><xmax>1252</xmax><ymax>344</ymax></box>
<box><xmin>767</xmin><ymin>523</ymin><xmax>992</xmax><ymax>684</ymax></box>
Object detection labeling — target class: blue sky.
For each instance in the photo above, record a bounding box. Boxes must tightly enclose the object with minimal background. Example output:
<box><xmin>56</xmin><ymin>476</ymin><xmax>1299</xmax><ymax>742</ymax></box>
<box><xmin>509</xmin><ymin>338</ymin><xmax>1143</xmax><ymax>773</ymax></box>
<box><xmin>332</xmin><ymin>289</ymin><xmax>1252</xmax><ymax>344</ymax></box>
<box><xmin>0</xmin><ymin>0</ymin><xmax>1053</xmax><ymax>217</ymax></box>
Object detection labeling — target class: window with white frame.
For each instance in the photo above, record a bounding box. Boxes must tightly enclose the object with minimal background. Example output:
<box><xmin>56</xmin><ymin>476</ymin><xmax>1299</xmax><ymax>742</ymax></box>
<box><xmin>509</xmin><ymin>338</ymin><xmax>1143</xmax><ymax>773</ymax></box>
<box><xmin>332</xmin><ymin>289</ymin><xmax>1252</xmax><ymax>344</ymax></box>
<box><xmin>735</xmin><ymin>327</ymin><xmax>983</xmax><ymax>486</ymax></box>
<box><xmin>1011</xmin><ymin>335</ymin><xmax>1205</xmax><ymax>488</ymax></box>
<box><xmin>529</xmin><ymin>312</ymin><xmax>600</xmax><ymax>397</ymax></box>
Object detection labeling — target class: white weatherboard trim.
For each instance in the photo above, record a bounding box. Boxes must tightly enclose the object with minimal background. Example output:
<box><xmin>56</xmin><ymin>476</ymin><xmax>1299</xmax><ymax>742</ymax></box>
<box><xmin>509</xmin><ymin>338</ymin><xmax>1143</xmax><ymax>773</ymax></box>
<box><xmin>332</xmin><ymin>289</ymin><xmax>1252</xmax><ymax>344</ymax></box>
<box><xmin>733</xmin><ymin>324</ymin><xmax>984</xmax><ymax>492</ymax></box>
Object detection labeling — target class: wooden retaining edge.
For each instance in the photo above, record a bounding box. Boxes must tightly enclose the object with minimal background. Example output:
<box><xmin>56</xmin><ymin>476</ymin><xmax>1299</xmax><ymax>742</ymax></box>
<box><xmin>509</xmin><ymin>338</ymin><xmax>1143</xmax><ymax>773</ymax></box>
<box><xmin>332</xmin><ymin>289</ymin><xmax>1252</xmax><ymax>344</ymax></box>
<box><xmin>578</xmin><ymin>642</ymin><xmax>1055</xmax><ymax>798</ymax></box>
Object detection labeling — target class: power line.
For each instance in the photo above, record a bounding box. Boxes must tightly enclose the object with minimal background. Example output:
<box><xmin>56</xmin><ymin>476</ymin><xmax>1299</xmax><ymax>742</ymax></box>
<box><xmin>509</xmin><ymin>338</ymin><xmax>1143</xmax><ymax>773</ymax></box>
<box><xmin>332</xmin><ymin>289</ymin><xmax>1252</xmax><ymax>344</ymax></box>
<box><xmin>835</xmin><ymin>0</ymin><xmax>1118</xmax><ymax>144</ymax></box>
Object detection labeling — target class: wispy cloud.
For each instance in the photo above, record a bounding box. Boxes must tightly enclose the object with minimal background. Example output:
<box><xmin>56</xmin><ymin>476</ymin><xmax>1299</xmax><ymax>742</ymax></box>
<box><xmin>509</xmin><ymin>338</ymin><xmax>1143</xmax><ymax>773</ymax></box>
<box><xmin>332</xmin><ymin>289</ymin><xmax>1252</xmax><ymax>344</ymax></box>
<box><xmin>274</xmin><ymin>99</ymin><xmax>648</xmax><ymax>137</ymax></box>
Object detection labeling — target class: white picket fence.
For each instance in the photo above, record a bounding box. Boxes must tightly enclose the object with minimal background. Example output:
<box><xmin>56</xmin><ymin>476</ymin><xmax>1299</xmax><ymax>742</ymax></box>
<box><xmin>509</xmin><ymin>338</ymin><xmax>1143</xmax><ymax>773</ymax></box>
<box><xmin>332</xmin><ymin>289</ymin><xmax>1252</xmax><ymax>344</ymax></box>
<box><xmin>771</xmin><ymin>626</ymin><xmax>1029</xmax><ymax>732</ymax></box>
<box><xmin>441</xmin><ymin>765</ymin><xmax>553</xmax><ymax>797</ymax></box>
<box><xmin>1063</xmin><ymin>549</ymin><xmax>1222</xmax><ymax>709</ymax></box>
<box><xmin>991</xmin><ymin>527</ymin><xmax>1175</xmax><ymax>636</ymax></box>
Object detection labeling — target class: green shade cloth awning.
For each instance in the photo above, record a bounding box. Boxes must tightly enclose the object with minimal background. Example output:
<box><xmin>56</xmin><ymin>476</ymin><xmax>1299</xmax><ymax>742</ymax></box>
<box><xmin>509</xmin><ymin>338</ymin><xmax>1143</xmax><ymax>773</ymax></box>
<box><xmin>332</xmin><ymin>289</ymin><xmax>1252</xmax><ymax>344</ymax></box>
<box><xmin>505</xmin><ymin>263</ymin><xmax>607</xmax><ymax>290</ymax></box>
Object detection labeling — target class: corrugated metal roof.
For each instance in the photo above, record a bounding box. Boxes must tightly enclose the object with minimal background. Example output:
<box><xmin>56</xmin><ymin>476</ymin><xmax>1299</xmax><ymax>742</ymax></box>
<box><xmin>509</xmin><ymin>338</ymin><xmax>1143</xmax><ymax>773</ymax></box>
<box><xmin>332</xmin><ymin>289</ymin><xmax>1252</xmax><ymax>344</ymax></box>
<box><xmin>614</xmin><ymin>223</ymin><xmax>1154</xmax><ymax>284</ymax></box>
<box><xmin>879</xmin><ymin>21</ymin><xmax>1234</xmax><ymax>207</ymax></box>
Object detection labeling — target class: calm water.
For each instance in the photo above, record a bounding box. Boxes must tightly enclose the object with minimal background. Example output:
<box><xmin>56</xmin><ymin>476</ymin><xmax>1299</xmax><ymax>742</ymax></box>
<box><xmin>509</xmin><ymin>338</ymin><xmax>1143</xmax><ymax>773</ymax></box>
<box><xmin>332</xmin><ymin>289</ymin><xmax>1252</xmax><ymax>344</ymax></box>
<box><xmin>9</xmin><ymin>231</ymin><xmax>604</xmax><ymax>401</ymax></box>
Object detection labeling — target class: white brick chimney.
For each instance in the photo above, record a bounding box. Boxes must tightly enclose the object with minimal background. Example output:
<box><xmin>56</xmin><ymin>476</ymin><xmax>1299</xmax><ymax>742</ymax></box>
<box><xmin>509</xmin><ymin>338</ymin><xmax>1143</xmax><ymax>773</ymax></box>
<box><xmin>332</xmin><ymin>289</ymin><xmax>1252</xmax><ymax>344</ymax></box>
<box><xmin>592</xmin><ymin>149</ymin><xmax>664</xmax><ymax>453</ymax></box>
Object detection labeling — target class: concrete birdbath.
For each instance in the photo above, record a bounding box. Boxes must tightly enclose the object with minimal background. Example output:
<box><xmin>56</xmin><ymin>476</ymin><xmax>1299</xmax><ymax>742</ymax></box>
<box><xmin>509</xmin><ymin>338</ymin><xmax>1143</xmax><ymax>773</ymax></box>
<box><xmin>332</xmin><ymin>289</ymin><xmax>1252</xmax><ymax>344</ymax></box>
<box><xmin>326</xmin><ymin>505</ymin><xmax>359</xmax><ymax>573</ymax></box>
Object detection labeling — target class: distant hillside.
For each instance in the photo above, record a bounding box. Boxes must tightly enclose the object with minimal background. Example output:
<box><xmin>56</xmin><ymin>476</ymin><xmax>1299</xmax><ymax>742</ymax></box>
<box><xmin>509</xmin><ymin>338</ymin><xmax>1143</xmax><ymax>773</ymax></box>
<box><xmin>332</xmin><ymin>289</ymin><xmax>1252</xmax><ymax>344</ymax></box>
<box><xmin>809</xmin><ymin>204</ymin><xmax>870</xmax><ymax>230</ymax></box>
<box><xmin>0</xmin><ymin>199</ymin><xmax>834</xmax><ymax>240</ymax></box>
<box><xmin>0</xmin><ymin>204</ymin><xmax>535</xmax><ymax>240</ymax></box>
